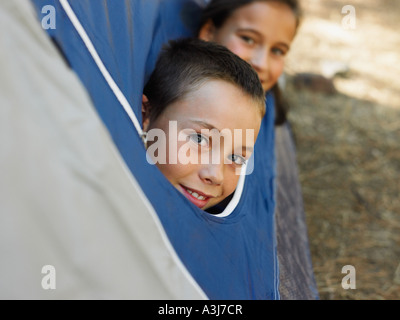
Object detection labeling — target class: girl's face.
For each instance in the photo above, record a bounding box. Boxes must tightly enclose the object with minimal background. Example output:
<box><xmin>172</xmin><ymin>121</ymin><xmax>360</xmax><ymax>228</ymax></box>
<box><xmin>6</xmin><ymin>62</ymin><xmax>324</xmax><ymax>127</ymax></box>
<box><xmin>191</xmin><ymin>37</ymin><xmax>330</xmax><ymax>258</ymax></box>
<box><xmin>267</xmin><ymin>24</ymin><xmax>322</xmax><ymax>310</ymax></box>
<box><xmin>199</xmin><ymin>1</ymin><xmax>297</xmax><ymax>92</ymax></box>
<box><xmin>143</xmin><ymin>80</ymin><xmax>261</xmax><ymax>210</ymax></box>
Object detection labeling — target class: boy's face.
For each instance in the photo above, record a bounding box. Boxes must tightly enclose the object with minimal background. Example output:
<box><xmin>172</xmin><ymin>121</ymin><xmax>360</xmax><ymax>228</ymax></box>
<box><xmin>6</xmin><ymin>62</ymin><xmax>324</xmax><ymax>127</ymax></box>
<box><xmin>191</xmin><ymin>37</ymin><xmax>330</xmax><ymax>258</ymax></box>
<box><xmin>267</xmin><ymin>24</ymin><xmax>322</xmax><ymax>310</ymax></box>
<box><xmin>199</xmin><ymin>1</ymin><xmax>297</xmax><ymax>92</ymax></box>
<box><xmin>144</xmin><ymin>80</ymin><xmax>261</xmax><ymax>210</ymax></box>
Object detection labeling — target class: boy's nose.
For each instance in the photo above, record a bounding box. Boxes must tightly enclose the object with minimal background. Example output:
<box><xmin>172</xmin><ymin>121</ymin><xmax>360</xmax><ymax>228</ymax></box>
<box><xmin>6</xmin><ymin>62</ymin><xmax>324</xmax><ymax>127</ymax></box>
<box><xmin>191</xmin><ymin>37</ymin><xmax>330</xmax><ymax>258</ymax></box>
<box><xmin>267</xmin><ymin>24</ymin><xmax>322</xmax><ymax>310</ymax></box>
<box><xmin>199</xmin><ymin>162</ymin><xmax>224</xmax><ymax>186</ymax></box>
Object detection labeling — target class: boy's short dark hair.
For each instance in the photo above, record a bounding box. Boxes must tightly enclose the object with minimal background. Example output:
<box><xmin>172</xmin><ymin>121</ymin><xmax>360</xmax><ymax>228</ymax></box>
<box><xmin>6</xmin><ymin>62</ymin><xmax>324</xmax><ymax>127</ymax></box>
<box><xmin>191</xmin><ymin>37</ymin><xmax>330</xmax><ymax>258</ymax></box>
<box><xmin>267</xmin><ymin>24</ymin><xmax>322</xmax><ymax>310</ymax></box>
<box><xmin>143</xmin><ymin>38</ymin><xmax>265</xmax><ymax>123</ymax></box>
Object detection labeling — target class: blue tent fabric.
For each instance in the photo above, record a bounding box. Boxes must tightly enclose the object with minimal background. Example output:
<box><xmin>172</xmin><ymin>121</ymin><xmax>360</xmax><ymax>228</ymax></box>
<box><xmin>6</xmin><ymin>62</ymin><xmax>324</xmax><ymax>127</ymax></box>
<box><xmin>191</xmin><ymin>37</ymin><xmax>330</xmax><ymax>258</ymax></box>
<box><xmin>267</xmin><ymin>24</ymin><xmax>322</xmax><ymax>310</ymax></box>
<box><xmin>31</xmin><ymin>0</ymin><xmax>279</xmax><ymax>299</ymax></box>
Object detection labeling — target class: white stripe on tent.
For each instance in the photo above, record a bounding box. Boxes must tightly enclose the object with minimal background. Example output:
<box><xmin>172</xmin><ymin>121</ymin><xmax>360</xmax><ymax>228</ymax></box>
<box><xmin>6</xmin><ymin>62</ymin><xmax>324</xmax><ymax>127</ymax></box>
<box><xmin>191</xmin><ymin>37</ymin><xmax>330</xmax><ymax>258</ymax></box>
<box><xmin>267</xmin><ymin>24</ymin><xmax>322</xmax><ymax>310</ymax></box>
<box><xmin>59</xmin><ymin>0</ymin><xmax>208</xmax><ymax>300</ymax></box>
<box><xmin>59</xmin><ymin>0</ymin><xmax>144</xmax><ymax>138</ymax></box>
<box><xmin>213</xmin><ymin>164</ymin><xmax>246</xmax><ymax>218</ymax></box>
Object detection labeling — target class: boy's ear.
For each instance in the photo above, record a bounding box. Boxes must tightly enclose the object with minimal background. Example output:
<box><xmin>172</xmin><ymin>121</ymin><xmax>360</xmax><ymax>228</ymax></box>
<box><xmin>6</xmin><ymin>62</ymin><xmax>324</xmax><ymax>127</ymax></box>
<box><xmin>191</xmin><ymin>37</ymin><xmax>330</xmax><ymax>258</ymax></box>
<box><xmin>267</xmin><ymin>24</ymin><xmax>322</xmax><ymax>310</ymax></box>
<box><xmin>198</xmin><ymin>19</ymin><xmax>216</xmax><ymax>42</ymax></box>
<box><xmin>141</xmin><ymin>94</ymin><xmax>151</xmax><ymax>132</ymax></box>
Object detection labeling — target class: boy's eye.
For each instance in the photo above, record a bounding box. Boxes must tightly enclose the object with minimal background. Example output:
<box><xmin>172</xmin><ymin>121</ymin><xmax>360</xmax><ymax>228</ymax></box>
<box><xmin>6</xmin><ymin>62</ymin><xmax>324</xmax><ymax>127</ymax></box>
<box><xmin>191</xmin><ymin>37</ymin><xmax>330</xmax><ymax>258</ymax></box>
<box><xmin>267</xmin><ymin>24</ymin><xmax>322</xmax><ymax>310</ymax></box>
<box><xmin>229</xmin><ymin>154</ymin><xmax>247</xmax><ymax>166</ymax></box>
<box><xmin>189</xmin><ymin>133</ymin><xmax>209</xmax><ymax>147</ymax></box>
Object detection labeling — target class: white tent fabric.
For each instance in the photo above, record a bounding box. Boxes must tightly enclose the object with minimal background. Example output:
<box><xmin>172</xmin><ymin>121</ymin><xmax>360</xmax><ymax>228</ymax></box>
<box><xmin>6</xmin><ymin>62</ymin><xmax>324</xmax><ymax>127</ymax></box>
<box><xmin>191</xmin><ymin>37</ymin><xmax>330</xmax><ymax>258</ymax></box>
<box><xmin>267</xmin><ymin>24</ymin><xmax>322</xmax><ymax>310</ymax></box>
<box><xmin>0</xmin><ymin>0</ymin><xmax>206</xmax><ymax>300</ymax></box>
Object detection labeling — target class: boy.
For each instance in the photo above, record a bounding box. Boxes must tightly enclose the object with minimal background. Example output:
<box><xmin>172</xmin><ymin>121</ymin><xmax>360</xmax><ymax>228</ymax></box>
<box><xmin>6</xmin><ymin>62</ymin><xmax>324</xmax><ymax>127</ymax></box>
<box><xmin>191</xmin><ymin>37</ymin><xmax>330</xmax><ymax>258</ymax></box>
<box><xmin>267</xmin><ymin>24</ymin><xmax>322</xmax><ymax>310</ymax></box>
<box><xmin>141</xmin><ymin>38</ymin><xmax>265</xmax><ymax>211</ymax></box>
<box><xmin>140</xmin><ymin>38</ymin><xmax>279</xmax><ymax>300</ymax></box>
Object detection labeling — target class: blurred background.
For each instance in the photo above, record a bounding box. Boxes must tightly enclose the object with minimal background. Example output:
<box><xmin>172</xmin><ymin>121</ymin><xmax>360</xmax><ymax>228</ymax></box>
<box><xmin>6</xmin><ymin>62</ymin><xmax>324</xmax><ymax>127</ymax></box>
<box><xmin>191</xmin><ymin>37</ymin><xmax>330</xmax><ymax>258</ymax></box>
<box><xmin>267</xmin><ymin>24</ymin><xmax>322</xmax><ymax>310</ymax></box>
<box><xmin>283</xmin><ymin>0</ymin><xmax>400</xmax><ymax>299</ymax></box>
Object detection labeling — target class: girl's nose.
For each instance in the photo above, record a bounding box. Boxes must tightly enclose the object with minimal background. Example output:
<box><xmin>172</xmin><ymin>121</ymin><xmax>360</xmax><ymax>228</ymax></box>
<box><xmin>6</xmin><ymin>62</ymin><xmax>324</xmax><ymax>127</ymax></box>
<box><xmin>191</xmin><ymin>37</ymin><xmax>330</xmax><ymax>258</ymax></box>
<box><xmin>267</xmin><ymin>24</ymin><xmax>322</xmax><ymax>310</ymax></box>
<box><xmin>250</xmin><ymin>48</ymin><xmax>269</xmax><ymax>74</ymax></box>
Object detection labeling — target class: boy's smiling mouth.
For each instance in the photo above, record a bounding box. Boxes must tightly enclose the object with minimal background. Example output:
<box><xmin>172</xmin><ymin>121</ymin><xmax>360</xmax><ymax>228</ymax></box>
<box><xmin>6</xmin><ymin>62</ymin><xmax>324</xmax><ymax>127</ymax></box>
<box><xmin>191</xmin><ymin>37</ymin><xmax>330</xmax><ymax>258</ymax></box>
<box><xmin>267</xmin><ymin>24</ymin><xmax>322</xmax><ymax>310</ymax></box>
<box><xmin>179</xmin><ymin>184</ymin><xmax>215</xmax><ymax>209</ymax></box>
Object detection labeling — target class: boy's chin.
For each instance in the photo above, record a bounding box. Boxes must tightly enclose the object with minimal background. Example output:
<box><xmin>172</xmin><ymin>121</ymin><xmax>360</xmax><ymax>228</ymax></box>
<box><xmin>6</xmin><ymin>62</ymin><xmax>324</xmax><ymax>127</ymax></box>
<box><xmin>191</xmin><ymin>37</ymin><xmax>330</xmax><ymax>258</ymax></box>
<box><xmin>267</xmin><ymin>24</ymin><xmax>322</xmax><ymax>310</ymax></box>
<box><xmin>201</xmin><ymin>202</ymin><xmax>215</xmax><ymax>211</ymax></box>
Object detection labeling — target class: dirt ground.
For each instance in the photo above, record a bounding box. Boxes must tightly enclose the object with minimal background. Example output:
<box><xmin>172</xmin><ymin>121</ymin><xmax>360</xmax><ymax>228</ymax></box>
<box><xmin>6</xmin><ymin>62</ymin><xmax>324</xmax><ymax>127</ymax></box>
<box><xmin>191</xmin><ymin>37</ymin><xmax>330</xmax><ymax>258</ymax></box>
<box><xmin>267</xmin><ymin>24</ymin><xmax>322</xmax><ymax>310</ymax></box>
<box><xmin>282</xmin><ymin>0</ymin><xmax>400</xmax><ymax>299</ymax></box>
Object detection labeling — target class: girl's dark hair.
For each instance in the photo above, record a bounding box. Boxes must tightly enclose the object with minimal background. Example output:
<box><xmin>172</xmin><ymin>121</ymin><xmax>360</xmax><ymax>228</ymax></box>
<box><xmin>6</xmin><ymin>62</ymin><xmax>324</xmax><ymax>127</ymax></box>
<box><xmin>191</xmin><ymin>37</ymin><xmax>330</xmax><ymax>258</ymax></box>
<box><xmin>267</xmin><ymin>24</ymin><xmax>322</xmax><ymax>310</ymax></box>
<box><xmin>143</xmin><ymin>38</ymin><xmax>265</xmax><ymax>123</ymax></box>
<box><xmin>199</xmin><ymin>0</ymin><xmax>302</xmax><ymax>125</ymax></box>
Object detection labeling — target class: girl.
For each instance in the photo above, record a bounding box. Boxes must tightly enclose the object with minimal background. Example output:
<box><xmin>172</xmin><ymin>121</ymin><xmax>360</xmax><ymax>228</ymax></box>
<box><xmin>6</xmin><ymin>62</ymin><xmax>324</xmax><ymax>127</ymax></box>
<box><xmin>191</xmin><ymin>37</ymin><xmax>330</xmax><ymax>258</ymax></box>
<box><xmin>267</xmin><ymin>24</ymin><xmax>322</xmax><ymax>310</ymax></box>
<box><xmin>198</xmin><ymin>0</ymin><xmax>301</xmax><ymax>124</ymax></box>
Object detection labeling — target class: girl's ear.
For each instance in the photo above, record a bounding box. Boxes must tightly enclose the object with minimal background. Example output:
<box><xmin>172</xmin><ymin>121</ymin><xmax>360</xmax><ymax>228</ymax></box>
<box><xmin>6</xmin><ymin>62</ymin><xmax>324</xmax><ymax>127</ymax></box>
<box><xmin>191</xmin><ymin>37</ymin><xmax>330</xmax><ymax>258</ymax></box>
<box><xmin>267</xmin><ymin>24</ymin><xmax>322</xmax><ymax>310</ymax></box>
<box><xmin>198</xmin><ymin>19</ymin><xmax>216</xmax><ymax>42</ymax></box>
<box><xmin>141</xmin><ymin>94</ymin><xmax>151</xmax><ymax>132</ymax></box>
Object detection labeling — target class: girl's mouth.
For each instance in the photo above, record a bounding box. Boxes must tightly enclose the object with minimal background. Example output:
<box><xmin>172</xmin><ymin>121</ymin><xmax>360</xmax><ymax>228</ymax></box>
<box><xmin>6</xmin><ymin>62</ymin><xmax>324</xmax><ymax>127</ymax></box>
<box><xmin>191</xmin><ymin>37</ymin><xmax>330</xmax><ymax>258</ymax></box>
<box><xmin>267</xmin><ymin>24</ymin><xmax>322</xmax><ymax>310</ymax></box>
<box><xmin>179</xmin><ymin>184</ymin><xmax>212</xmax><ymax>209</ymax></box>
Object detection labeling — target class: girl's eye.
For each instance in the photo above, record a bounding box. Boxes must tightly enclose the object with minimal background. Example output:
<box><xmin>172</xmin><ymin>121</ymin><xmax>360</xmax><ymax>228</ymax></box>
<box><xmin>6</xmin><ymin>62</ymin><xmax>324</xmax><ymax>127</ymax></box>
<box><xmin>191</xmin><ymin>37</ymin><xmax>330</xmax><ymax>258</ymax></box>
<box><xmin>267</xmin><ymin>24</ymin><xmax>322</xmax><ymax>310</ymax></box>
<box><xmin>189</xmin><ymin>133</ymin><xmax>209</xmax><ymax>147</ymax></box>
<box><xmin>272</xmin><ymin>47</ymin><xmax>285</xmax><ymax>56</ymax></box>
<box><xmin>229</xmin><ymin>154</ymin><xmax>247</xmax><ymax>166</ymax></box>
<box><xmin>240</xmin><ymin>35</ymin><xmax>255</xmax><ymax>45</ymax></box>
